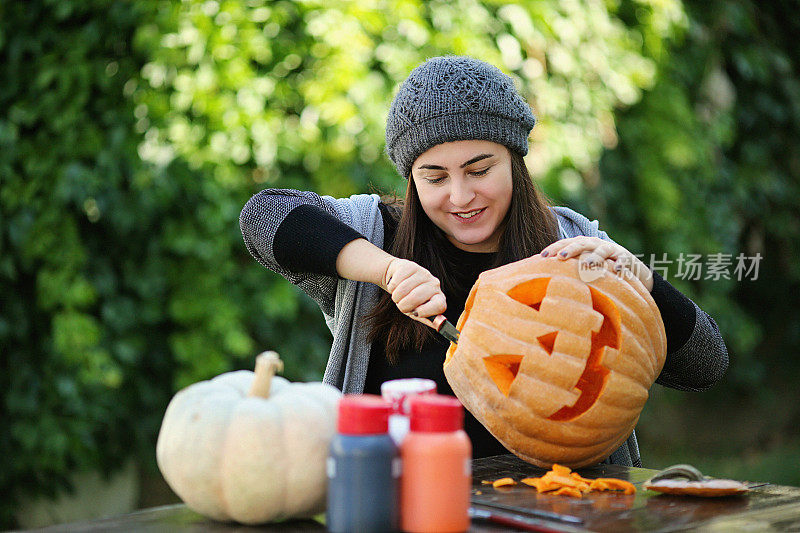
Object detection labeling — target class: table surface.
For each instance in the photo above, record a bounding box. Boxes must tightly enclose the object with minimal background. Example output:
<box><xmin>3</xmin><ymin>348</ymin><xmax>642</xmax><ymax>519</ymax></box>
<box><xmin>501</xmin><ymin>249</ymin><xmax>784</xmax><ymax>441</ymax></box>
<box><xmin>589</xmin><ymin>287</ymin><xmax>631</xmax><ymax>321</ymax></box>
<box><xmin>27</xmin><ymin>454</ymin><xmax>800</xmax><ymax>532</ymax></box>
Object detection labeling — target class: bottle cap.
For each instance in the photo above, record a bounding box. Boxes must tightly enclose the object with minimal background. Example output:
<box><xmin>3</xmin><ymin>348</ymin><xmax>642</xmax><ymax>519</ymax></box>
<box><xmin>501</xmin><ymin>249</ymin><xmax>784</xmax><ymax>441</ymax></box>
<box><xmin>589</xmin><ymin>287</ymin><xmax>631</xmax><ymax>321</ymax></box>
<box><xmin>381</xmin><ymin>378</ymin><xmax>437</xmax><ymax>415</ymax></box>
<box><xmin>409</xmin><ymin>394</ymin><xmax>464</xmax><ymax>433</ymax></box>
<box><xmin>337</xmin><ymin>394</ymin><xmax>391</xmax><ymax>435</ymax></box>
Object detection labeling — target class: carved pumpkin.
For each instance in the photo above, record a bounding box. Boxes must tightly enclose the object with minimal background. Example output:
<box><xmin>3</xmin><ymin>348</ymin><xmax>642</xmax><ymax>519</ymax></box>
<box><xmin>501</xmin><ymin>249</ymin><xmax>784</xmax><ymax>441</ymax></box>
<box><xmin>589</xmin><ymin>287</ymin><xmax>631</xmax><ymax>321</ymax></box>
<box><xmin>443</xmin><ymin>256</ymin><xmax>666</xmax><ymax>468</ymax></box>
<box><xmin>156</xmin><ymin>352</ymin><xmax>341</xmax><ymax>524</ymax></box>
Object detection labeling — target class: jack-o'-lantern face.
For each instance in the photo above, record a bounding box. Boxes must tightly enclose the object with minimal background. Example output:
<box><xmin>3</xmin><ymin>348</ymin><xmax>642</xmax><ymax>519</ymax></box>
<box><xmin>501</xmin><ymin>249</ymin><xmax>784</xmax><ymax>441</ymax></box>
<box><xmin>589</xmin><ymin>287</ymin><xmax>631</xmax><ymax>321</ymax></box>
<box><xmin>443</xmin><ymin>256</ymin><xmax>666</xmax><ymax>468</ymax></box>
<box><xmin>483</xmin><ymin>276</ymin><xmax>620</xmax><ymax>422</ymax></box>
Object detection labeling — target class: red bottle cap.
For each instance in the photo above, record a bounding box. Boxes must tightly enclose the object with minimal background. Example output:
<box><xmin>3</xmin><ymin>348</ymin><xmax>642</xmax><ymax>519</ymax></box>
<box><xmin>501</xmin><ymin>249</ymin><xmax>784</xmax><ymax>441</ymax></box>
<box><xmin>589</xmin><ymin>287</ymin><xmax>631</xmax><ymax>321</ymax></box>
<box><xmin>337</xmin><ymin>394</ymin><xmax>391</xmax><ymax>435</ymax></box>
<box><xmin>409</xmin><ymin>394</ymin><xmax>464</xmax><ymax>433</ymax></box>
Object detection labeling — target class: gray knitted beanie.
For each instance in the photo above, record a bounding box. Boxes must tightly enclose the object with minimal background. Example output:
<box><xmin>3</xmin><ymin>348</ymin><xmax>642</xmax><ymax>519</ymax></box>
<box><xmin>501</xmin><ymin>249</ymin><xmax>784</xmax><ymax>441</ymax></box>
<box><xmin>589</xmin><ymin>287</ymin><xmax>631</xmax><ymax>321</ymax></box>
<box><xmin>385</xmin><ymin>55</ymin><xmax>536</xmax><ymax>178</ymax></box>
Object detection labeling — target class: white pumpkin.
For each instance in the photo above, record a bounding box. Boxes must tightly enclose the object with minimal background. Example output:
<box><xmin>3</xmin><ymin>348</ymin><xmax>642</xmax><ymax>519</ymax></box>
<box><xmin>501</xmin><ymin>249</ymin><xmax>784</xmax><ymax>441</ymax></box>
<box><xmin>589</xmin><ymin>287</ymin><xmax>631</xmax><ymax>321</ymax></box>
<box><xmin>156</xmin><ymin>351</ymin><xmax>341</xmax><ymax>524</ymax></box>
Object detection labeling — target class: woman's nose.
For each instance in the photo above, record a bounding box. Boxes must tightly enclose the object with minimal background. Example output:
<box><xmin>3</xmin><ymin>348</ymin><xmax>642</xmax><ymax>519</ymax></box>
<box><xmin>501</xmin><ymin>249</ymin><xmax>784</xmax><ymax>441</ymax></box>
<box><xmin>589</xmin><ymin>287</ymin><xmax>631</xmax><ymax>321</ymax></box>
<box><xmin>449</xmin><ymin>179</ymin><xmax>475</xmax><ymax>207</ymax></box>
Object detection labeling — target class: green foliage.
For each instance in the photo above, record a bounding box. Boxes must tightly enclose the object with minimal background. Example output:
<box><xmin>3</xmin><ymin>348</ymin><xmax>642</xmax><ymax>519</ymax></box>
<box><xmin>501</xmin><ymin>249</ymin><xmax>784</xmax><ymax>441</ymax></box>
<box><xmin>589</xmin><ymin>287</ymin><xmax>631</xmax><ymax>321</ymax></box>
<box><xmin>135</xmin><ymin>0</ymin><xmax>680</xmax><ymax>197</ymax></box>
<box><xmin>1</xmin><ymin>2</ymin><xmax>154</xmax><ymax>527</ymax></box>
<box><xmin>1</xmin><ymin>0</ymin><xmax>798</xmax><ymax>528</ymax></box>
<box><xmin>0</xmin><ymin>0</ymin><xmax>328</xmax><ymax>526</ymax></box>
<box><xmin>600</xmin><ymin>0</ymin><xmax>800</xmax><ymax>468</ymax></box>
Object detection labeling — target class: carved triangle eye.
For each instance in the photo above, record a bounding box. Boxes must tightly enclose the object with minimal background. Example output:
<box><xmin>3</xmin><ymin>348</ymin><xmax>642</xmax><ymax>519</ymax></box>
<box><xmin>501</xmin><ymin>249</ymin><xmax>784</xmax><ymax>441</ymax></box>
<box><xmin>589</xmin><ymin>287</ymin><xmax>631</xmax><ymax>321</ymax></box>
<box><xmin>506</xmin><ymin>277</ymin><xmax>550</xmax><ymax>309</ymax></box>
<box><xmin>482</xmin><ymin>354</ymin><xmax>523</xmax><ymax>396</ymax></box>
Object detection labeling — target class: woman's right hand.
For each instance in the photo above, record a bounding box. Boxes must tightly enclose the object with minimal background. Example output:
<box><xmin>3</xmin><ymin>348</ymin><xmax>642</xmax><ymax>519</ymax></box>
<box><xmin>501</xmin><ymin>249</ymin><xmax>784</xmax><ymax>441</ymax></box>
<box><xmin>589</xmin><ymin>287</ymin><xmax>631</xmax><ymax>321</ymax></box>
<box><xmin>381</xmin><ymin>258</ymin><xmax>447</xmax><ymax>326</ymax></box>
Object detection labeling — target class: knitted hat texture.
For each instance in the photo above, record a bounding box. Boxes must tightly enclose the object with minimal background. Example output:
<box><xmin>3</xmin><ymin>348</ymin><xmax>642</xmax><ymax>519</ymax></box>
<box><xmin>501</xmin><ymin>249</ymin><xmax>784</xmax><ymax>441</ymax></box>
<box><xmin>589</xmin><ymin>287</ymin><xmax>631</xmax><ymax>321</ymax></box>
<box><xmin>385</xmin><ymin>55</ymin><xmax>536</xmax><ymax>178</ymax></box>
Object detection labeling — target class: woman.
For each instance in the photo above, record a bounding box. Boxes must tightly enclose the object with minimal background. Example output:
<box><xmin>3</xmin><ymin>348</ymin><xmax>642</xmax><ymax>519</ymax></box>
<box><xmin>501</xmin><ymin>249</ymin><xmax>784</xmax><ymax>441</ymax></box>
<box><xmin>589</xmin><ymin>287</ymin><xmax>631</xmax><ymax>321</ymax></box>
<box><xmin>239</xmin><ymin>56</ymin><xmax>728</xmax><ymax>465</ymax></box>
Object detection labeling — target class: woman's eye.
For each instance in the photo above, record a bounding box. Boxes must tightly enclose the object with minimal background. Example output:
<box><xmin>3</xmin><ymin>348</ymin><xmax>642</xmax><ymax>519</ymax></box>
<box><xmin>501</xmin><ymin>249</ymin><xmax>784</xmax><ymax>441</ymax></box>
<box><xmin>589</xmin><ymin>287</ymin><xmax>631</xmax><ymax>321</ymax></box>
<box><xmin>425</xmin><ymin>176</ymin><xmax>446</xmax><ymax>184</ymax></box>
<box><xmin>470</xmin><ymin>167</ymin><xmax>490</xmax><ymax>176</ymax></box>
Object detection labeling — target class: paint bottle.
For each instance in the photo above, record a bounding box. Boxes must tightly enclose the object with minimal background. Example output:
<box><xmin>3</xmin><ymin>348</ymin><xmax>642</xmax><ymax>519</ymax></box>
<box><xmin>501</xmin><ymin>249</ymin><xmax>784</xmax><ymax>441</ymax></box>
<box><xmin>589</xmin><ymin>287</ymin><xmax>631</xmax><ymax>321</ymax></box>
<box><xmin>326</xmin><ymin>394</ymin><xmax>399</xmax><ymax>533</ymax></box>
<box><xmin>401</xmin><ymin>394</ymin><xmax>472</xmax><ymax>532</ymax></box>
<box><xmin>381</xmin><ymin>378</ymin><xmax>437</xmax><ymax>445</ymax></box>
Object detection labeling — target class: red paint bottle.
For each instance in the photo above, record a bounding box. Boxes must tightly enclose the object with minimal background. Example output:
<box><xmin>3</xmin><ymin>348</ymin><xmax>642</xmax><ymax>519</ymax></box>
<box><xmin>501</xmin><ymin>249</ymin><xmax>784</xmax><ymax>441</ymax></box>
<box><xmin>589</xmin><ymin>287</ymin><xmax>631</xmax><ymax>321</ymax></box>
<box><xmin>400</xmin><ymin>394</ymin><xmax>471</xmax><ymax>532</ymax></box>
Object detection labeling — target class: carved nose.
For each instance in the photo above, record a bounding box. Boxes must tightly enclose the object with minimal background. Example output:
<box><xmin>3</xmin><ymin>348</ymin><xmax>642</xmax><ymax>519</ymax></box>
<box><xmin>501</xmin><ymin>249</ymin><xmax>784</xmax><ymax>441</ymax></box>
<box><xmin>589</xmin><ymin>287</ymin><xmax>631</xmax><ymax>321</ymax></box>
<box><xmin>537</xmin><ymin>331</ymin><xmax>557</xmax><ymax>355</ymax></box>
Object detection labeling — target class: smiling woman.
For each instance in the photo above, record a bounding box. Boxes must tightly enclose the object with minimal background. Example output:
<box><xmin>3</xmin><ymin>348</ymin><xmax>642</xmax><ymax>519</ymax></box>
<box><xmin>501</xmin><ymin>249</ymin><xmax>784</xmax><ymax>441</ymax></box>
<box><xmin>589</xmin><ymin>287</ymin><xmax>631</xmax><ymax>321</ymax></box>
<box><xmin>239</xmin><ymin>55</ymin><xmax>728</xmax><ymax>464</ymax></box>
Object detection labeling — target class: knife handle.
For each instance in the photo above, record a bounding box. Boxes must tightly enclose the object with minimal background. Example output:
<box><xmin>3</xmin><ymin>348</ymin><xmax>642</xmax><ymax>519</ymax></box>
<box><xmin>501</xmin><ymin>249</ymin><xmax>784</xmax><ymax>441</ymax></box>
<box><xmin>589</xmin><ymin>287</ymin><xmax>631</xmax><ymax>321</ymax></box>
<box><xmin>410</xmin><ymin>313</ymin><xmax>447</xmax><ymax>331</ymax></box>
<box><xmin>431</xmin><ymin>314</ymin><xmax>448</xmax><ymax>331</ymax></box>
<box><xmin>487</xmin><ymin>515</ymin><xmax>565</xmax><ymax>533</ymax></box>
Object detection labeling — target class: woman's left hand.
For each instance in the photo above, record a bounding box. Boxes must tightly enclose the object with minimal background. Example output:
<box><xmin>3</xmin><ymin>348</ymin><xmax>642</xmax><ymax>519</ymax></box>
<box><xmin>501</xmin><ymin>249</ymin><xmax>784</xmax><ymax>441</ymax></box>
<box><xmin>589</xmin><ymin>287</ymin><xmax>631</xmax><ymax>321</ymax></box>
<box><xmin>540</xmin><ymin>236</ymin><xmax>654</xmax><ymax>292</ymax></box>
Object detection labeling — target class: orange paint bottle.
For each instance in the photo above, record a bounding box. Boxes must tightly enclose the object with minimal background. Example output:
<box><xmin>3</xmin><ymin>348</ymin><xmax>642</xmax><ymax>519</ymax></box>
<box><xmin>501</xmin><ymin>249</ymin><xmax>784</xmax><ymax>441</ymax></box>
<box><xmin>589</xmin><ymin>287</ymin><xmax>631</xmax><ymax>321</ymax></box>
<box><xmin>400</xmin><ymin>394</ymin><xmax>471</xmax><ymax>532</ymax></box>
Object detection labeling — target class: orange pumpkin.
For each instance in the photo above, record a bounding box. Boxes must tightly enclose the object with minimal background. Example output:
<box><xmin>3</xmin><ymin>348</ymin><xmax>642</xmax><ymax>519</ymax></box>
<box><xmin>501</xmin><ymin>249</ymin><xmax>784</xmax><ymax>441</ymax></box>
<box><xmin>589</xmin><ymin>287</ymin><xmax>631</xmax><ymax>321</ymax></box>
<box><xmin>443</xmin><ymin>256</ymin><xmax>666</xmax><ymax>468</ymax></box>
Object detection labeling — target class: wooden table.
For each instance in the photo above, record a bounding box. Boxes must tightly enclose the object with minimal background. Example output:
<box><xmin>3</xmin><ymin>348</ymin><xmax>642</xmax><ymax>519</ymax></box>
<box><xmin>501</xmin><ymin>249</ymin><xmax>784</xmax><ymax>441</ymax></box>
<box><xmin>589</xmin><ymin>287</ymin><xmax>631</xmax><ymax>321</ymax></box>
<box><xmin>29</xmin><ymin>454</ymin><xmax>800</xmax><ymax>532</ymax></box>
<box><xmin>469</xmin><ymin>454</ymin><xmax>800</xmax><ymax>531</ymax></box>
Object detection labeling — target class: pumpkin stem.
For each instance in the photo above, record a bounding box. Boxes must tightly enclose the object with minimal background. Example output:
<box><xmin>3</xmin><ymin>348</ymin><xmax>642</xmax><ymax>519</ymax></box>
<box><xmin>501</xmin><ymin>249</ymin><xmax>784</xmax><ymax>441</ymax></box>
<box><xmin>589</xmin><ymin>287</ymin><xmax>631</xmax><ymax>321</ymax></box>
<box><xmin>248</xmin><ymin>351</ymin><xmax>284</xmax><ymax>398</ymax></box>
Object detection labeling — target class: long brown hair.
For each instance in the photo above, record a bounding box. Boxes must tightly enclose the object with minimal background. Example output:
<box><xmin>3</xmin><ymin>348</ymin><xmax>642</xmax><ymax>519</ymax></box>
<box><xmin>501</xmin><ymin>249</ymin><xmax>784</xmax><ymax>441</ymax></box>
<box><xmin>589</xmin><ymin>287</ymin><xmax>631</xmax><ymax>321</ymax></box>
<box><xmin>364</xmin><ymin>151</ymin><xmax>561</xmax><ymax>362</ymax></box>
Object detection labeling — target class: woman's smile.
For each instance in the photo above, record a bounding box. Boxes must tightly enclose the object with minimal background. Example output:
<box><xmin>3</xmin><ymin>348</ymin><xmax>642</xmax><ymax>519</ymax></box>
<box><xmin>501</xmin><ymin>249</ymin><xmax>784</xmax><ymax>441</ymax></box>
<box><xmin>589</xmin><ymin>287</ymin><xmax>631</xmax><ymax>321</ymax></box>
<box><xmin>452</xmin><ymin>207</ymin><xmax>486</xmax><ymax>221</ymax></box>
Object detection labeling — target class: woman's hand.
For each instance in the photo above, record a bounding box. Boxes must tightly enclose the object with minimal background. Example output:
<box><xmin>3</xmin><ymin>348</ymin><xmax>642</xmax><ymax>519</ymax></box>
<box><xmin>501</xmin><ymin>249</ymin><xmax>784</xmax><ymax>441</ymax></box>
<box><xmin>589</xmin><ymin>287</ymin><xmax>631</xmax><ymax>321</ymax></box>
<box><xmin>381</xmin><ymin>258</ymin><xmax>447</xmax><ymax>326</ymax></box>
<box><xmin>540</xmin><ymin>236</ymin><xmax>654</xmax><ymax>291</ymax></box>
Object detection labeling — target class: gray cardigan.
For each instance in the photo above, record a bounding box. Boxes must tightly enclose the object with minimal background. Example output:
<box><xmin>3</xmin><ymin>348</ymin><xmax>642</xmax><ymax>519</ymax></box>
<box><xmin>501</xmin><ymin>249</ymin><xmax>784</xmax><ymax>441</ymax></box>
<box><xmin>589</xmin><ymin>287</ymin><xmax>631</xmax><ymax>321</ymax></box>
<box><xmin>240</xmin><ymin>189</ymin><xmax>729</xmax><ymax>466</ymax></box>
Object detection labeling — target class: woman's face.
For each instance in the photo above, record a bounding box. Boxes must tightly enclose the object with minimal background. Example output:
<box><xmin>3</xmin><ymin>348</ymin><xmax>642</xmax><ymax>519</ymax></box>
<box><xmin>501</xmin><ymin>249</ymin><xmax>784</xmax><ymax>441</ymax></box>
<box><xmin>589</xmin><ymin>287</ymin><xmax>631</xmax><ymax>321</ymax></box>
<box><xmin>411</xmin><ymin>140</ymin><xmax>513</xmax><ymax>253</ymax></box>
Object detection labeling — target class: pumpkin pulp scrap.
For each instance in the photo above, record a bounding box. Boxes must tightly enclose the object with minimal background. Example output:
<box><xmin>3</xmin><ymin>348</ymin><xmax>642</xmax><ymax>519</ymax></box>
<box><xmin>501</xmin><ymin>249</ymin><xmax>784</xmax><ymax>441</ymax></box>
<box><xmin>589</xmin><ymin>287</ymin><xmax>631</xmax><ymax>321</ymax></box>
<box><xmin>514</xmin><ymin>464</ymin><xmax>636</xmax><ymax>498</ymax></box>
